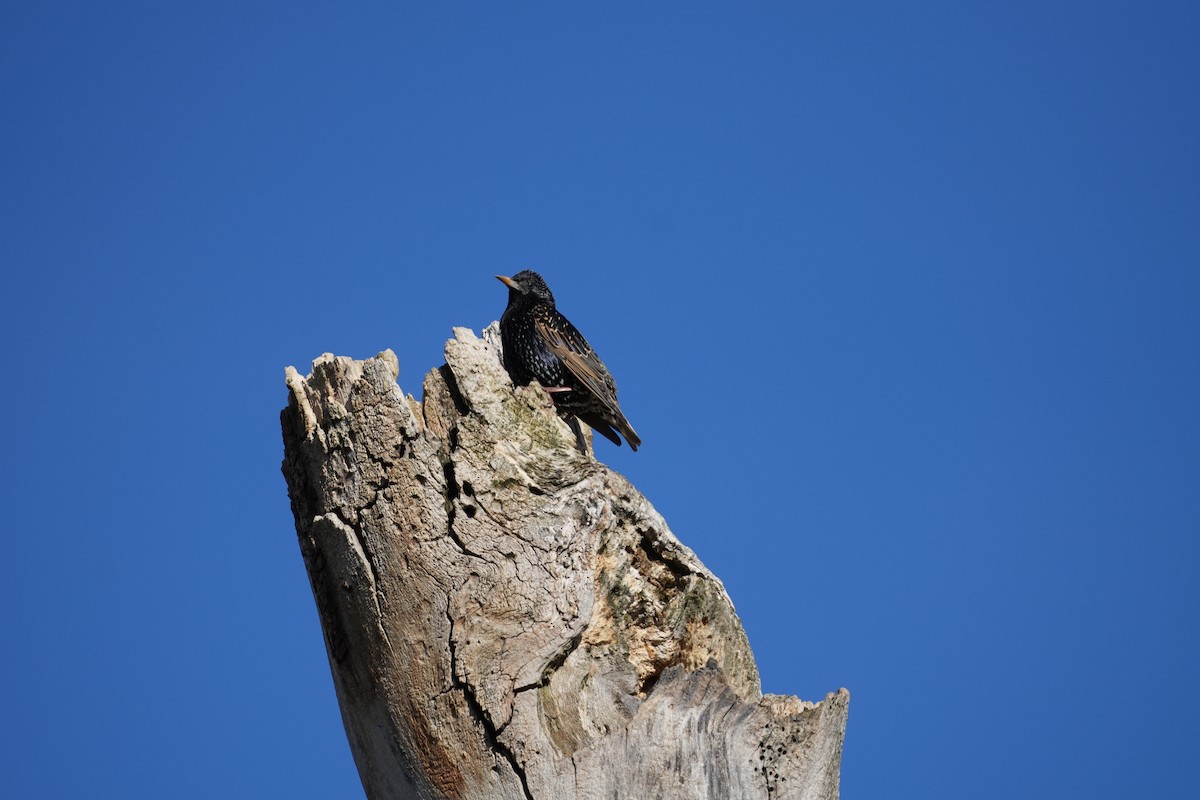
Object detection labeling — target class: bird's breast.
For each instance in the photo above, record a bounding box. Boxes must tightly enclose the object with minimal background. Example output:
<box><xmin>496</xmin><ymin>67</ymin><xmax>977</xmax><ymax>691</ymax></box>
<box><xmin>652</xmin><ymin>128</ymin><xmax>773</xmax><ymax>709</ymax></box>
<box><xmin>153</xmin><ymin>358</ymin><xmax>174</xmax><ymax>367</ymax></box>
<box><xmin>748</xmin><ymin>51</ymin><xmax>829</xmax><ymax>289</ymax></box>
<box><xmin>501</xmin><ymin>311</ymin><xmax>566</xmax><ymax>386</ymax></box>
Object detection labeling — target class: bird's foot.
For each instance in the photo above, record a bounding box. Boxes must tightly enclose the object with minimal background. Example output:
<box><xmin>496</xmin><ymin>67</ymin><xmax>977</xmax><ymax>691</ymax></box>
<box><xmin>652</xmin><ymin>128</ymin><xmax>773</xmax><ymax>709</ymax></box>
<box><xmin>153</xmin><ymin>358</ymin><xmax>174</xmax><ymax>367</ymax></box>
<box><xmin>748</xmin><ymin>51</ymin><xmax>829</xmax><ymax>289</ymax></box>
<box><xmin>541</xmin><ymin>386</ymin><xmax>572</xmax><ymax>408</ymax></box>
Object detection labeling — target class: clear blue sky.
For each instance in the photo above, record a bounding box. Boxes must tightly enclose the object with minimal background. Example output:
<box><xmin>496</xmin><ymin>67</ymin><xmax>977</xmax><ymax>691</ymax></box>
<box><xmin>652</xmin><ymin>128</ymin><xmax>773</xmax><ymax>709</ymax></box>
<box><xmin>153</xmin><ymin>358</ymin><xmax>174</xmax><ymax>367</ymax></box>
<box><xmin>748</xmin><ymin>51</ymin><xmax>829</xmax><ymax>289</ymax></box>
<box><xmin>3</xmin><ymin>3</ymin><xmax>1197</xmax><ymax>797</ymax></box>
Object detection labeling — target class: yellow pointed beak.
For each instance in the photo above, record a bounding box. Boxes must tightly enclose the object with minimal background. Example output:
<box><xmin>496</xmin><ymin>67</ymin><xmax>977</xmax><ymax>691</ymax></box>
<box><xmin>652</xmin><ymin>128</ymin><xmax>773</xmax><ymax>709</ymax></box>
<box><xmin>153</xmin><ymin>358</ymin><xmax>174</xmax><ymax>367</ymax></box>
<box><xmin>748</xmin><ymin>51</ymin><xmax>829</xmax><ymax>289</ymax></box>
<box><xmin>496</xmin><ymin>275</ymin><xmax>521</xmax><ymax>290</ymax></box>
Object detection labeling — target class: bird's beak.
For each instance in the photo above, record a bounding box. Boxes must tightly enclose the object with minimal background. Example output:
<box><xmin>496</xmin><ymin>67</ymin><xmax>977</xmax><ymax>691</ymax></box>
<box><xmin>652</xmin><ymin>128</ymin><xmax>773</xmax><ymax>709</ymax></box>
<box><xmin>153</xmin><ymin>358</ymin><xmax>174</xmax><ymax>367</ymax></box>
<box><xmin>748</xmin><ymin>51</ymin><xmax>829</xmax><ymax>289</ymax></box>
<box><xmin>496</xmin><ymin>275</ymin><xmax>521</xmax><ymax>291</ymax></box>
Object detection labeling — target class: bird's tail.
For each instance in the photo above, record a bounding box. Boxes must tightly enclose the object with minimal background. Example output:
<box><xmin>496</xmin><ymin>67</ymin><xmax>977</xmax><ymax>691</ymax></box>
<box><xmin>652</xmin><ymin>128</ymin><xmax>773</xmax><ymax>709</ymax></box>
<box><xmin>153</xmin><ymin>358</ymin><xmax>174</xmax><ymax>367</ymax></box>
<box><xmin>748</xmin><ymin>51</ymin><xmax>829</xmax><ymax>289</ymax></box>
<box><xmin>579</xmin><ymin>412</ymin><xmax>640</xmax><ymax>451</ymax></box>
<box><xmin>610</xmin><ymin>412</ymin><xmax>641</xmax><ymax>452</ymax></box>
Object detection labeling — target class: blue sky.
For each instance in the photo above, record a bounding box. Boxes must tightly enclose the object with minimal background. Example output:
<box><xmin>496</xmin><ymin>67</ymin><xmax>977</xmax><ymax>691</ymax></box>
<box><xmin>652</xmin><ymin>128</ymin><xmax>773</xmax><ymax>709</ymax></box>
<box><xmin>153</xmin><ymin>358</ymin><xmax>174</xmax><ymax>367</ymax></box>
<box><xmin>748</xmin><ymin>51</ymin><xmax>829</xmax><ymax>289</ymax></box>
<box><xmin>2</xmin><ymin>2</ymin><xmax>1197</xmax><ymax>797</ymax></box>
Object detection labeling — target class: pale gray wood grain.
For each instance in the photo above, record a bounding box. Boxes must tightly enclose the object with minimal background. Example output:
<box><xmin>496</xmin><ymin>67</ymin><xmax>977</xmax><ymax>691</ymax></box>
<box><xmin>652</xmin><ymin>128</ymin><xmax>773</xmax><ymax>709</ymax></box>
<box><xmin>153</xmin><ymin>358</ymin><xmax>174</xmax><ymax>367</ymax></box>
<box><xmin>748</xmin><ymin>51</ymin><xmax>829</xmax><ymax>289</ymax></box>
<box><xmin>280</xmin><ymin>325</ymin><xmax>848</xmax><ymax>800</ymax></box>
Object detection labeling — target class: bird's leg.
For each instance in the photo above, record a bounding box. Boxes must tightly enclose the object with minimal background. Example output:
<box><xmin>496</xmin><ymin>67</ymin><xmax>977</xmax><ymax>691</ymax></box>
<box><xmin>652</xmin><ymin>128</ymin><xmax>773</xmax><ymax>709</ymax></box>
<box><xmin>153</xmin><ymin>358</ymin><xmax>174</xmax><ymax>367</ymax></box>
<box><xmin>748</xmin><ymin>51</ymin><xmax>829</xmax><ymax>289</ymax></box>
<box><xmin>539</xmin><ymin>385</ymin><xmax>572</xmax><ymax>409</ymax></box>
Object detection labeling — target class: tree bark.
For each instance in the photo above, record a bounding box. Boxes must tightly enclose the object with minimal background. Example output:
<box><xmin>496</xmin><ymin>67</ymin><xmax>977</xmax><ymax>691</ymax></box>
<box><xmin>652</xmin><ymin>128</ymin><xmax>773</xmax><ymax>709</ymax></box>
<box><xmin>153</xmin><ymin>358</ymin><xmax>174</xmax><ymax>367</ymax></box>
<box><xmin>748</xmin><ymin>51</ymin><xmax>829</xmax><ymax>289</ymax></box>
<box><xmin>280</xmin><ymin>324</ymin><xmax>849</xmax><ymax>800</ymax></box>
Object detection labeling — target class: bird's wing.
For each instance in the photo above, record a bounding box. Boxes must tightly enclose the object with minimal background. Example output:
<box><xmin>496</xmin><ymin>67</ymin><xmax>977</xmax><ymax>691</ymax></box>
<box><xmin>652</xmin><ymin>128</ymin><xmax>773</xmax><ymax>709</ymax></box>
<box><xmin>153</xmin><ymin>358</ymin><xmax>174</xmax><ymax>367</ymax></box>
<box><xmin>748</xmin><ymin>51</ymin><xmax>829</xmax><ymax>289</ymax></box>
<box><xmin>533</xmin><ymin>313</ymin><xmax>622</xmax><ymax>415</ymax></box>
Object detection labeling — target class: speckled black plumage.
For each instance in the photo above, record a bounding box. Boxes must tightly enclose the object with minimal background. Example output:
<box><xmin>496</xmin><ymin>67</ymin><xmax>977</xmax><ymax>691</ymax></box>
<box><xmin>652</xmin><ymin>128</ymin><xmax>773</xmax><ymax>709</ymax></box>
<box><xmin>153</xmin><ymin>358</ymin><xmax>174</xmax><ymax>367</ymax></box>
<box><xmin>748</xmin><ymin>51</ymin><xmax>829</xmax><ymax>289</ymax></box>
<box><xmin>497</xmin><ymin>270</ymin><xmax>641</xmax><ymax>451</ymax></box>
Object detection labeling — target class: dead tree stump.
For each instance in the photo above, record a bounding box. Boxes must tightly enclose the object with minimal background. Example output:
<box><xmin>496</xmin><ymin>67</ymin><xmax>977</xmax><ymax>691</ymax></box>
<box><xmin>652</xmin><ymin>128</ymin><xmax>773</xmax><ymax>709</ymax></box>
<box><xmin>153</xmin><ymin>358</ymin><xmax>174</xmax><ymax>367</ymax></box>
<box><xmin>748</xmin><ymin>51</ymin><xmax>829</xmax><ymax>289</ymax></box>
<box><xmin>280</xmin><ymin>324</ymin><xmax>848</xmax><ymax>800</ymax></box>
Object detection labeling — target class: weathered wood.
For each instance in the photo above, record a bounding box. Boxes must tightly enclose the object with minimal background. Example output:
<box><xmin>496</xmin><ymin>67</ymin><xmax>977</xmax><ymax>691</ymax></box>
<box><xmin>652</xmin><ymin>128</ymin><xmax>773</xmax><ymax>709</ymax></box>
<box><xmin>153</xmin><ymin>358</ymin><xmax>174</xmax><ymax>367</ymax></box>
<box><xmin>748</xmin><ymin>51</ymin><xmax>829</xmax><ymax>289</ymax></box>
<box><xmin>280</xmin><ymin>324</ymin><xmax>848</xmax><ymax>800</ymax></box>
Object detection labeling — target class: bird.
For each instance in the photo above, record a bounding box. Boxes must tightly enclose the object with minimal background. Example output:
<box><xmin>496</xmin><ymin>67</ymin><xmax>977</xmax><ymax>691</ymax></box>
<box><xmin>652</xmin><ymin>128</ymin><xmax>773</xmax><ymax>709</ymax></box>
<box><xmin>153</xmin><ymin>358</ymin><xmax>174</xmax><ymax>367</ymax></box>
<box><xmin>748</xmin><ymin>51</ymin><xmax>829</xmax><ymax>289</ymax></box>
<box><xmin>496</xmin><ymin>270</ymin><xmax>641</xmax><ymax>452</ymax></box>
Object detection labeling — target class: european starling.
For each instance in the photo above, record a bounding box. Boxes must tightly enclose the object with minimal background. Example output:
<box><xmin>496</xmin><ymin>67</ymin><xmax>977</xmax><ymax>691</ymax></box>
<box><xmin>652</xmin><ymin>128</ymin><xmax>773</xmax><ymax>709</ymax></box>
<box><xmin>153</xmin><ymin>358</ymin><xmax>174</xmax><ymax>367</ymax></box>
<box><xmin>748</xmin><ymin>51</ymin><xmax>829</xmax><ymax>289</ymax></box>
<box><xmin>496</xmin><ymin>270</ymin><xmax>641</xmax><ymax>451</ymax></box>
